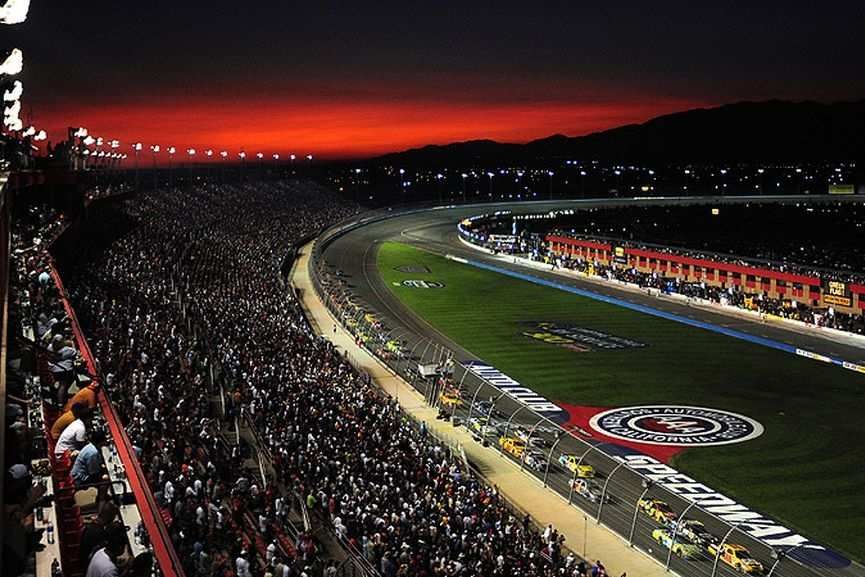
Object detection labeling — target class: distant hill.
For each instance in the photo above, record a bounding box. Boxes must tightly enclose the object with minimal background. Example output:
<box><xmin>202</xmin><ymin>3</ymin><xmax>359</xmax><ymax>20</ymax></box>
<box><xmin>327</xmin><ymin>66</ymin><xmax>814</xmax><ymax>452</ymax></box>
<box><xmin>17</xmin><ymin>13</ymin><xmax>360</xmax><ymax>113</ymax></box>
<box><xmin>375</xmin><ymin>100</ymin><xmax>865</xmax><ymax>166</ymax></box>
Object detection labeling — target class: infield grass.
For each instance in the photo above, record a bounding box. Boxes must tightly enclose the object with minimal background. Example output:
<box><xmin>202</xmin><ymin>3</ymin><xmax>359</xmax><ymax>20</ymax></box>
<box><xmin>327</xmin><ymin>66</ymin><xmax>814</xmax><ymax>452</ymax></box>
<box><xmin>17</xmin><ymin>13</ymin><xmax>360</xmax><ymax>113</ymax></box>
<box><xmin>377</xmin><ymin>241</ymin><xmax>865</xmax><ymax>560</ymax></box>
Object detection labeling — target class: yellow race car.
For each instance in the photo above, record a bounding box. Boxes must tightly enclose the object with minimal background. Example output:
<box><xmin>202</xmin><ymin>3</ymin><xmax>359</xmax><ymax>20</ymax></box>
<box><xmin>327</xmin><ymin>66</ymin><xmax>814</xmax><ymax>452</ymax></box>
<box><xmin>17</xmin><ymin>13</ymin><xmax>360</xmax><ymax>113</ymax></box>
<box><xmin>498</xmin><ymin>436</ymin><xmax>527</xmax><ymax>458</ymax></box>
<box><xmin>652</xmin><ymin>529</ymin><xmax>701</xmax><ymax>559</ymax></box>
<box><xmin>708</xmin><ymin>543</ymin><xmax>764</xmax><ymax>574</ymax></box>
<box><xmin>558</xmin><ymin>454</ymin><xmax>595</xmax><ymax>478</ymax></box>
<box><xmin>439</xmin><ymin>390</ymin><xmax>462</xmax><ymax>408</ymax></box>
<box><xmin>638</xmin><ymin>497</ymin><xmax>677</xmax><ymax>526</ymax></box>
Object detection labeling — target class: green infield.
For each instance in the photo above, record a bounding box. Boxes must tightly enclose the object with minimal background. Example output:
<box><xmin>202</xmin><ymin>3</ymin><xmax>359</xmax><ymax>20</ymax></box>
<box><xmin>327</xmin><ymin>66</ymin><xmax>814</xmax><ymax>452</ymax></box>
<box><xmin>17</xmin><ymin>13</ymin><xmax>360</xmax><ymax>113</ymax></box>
<box><xmin>377</xmin><ymin>241</ymin><xmax>865</xmax><ymax>560</ymax></box>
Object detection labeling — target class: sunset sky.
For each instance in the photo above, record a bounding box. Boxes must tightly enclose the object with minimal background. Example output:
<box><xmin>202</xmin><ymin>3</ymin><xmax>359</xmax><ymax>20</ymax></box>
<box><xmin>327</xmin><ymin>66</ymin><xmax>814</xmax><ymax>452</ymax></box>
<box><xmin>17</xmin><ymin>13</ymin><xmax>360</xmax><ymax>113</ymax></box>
<box><xmin>6</xmin><ymin>1</ymin><xmax>864</xmax><ymax>159</ymax></box>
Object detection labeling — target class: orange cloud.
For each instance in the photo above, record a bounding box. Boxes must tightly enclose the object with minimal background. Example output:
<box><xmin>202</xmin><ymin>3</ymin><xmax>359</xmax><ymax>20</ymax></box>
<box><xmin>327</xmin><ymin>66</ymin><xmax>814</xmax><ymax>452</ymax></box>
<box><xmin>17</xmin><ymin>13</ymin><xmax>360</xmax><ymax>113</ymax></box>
<box><xmin>35</xmin><ymin>97</ymin><xmax>702</xmax><ymax>159</ymax></box>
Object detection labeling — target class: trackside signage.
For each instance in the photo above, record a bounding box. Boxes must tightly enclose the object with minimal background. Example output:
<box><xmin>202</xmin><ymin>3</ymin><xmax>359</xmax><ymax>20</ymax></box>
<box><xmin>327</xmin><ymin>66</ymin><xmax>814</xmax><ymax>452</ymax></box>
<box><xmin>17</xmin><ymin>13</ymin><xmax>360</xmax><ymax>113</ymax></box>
<box><xmin>614</xmin><ymin>454</ymin><xmax>849</xmax><ymax>567</ymax></box>
<box><xmin>464</xmin><ymin>361</ymin><xmax>568</xmax><ymax>419</ymax></box>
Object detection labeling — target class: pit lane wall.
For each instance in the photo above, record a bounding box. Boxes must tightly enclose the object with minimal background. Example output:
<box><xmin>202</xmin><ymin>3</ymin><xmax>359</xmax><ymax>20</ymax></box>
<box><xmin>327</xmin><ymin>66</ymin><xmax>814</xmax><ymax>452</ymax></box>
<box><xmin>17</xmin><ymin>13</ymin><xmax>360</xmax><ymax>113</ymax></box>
<box><xmin>309</xmin><ymin>204</ymin><xmax>859</xmax><ymax>577</ymax></box>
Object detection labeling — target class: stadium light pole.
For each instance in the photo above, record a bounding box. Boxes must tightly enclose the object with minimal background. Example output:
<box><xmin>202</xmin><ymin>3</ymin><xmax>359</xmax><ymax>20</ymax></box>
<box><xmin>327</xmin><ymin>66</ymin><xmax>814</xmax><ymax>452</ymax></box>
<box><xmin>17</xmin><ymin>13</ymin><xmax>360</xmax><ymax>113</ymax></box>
<box><xmin>150</xmin><ymin>145</ymin><xmax>160</xmax><ymax>190</ymax></box>
<box><xmin>167</xmin><ymin>146</ymin><xmax>176</xmax><ymax>189</ymax></box>
<box><xmin>435</xmin><ymin>172</ymin><xmax>444</xmax><ymax>205</ymax></box>
<box><xmin>757</xmin><ymin>167</ymin><xmax>765</xmax><ymax>195</ymax></box>
<box><xmin>580</xmin><ymin>170</ymin><xmax>587</xmax><ymax>198</ymax></box>
<box><xmin>220</xmin><ymin>150</ymin><xmax>228</xmax><ymax>182</ymax></box>
<box><xmin>204</xmin><ymin>149</ymin><xmax>213</xmax><ymax>180</ymax></box>
<box><xmin>487</xmin><ymin>171</ymin><xmax>494</xmax><ymax>200</ymax></box>
<box><xmin>289</xmin><ymin>153</ymin><xmax>296</xmax><ymax>174</ymax></box>
<box><xmin>461</xmin><ymin>173</ymin><xmax>468</xmax><ymax>204</ymax></box>
<box><xmin>186</xmin><ymin>148</ymin><xmax>196</xmax><ymax>181</ymax></box>
<box><xmin>547</xmin><ymin>170</ymin><xmax>554</xmax><ymax>200</ymax></box>
<box><xmin>133</xmin><ymin>142</ymin><xmax>142</xmax><ymax>190</ymax></box>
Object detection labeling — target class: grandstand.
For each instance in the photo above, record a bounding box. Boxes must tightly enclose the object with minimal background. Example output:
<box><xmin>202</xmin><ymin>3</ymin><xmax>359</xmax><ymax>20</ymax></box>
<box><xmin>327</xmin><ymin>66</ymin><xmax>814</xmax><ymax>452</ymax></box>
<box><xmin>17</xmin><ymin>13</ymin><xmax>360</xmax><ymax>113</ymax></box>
<box><xmin>468</xmin><ymin>202</ymin><xmax>865</xmax><ymax>336</ymax></box>
<box><xmin>2</xmin><ymin>177</ymin><xmax>602</xmax><ymax>577</ymax></box>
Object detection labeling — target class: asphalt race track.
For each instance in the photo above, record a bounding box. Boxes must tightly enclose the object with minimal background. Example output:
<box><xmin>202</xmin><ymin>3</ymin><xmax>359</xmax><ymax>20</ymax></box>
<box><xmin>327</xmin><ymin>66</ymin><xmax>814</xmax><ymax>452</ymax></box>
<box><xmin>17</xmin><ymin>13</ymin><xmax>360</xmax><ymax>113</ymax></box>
<box><xmin>317</xmin><ymin>198</ymin><xmax>864</xmax><ymax>577</ymax></box>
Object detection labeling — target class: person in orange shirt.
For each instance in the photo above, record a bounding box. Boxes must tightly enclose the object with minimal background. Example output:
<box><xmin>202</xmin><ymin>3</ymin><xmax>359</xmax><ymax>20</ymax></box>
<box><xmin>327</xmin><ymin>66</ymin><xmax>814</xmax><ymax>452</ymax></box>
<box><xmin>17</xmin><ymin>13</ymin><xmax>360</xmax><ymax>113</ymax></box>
<box><xmin>63</xmin><ymin>382</ymin><xmax>100</xmax><ymax>413</ymax></box>
<box><xmin>51</xmin><ymin>402</ymin><xmax>87</xmax><ymax>440</ymax></box>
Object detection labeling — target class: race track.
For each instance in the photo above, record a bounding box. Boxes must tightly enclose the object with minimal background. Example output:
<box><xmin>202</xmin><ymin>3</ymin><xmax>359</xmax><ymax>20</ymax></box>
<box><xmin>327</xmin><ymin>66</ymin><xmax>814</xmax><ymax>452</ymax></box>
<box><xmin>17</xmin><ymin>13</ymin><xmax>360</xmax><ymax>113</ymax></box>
<box><xmin>316</xmin><ymin>198</ymin><xmax>864</xmax><ymax>577</ymax></box>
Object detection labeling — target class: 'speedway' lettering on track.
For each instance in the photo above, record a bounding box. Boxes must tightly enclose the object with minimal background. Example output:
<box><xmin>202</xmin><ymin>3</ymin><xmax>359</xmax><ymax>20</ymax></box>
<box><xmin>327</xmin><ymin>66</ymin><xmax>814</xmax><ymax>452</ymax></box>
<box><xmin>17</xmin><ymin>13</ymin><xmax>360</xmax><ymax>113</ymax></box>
<box><xmin>616</xmin><ymin>454</ymin><xmax>823</xmax><ymax>549</ymax></box>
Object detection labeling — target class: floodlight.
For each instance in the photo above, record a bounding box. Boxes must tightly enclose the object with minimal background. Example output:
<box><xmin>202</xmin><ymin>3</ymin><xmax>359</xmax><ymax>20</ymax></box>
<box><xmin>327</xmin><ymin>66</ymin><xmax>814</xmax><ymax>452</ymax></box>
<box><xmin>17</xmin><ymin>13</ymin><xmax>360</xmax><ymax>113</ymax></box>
<box><xmin>0</xmin><ymin>0</ymin><xmax>31</xmax><ymax>25</ymax></box>
<box><xmin>0</xmin><ymin>48</ymin><xmax>23</xmax><ymax>75</ymax></box>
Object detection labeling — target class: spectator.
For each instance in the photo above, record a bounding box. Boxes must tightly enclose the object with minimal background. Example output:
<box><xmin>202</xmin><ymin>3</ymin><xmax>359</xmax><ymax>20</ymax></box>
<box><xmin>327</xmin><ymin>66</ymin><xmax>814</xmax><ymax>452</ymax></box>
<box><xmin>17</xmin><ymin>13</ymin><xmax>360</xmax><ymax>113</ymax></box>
<box><xmin>71</xmin><ymin>429</ymin><xmax>107</xmax><ymax>487</ymax></box>
<box><xmin>54</xmin><ymin>402</ymin><xmax>89</xmax><ymax>456</ymax></box>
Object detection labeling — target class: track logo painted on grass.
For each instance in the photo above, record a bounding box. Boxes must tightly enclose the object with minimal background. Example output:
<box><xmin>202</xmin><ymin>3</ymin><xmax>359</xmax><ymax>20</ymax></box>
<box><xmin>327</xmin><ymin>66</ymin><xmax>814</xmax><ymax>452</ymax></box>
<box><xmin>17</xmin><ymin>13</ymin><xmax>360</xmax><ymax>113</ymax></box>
<box><xmin>589</xmin><ymin>405</ymin><xmax>763</xmax><ymax>447</ymax></box>
<box><xmin>522</xmin><ymin>322</ymin><xmax>646</xmax><ymax>352</ymax></box>
<box><xmin>395</xmin><ymin>265</ymin><xmax>431</xmax><ymax>273</ymax></box>
<box><xmin>393</xmin><ymin>279</ymin><xmax>445</xmax><ymax>289</ymax></box>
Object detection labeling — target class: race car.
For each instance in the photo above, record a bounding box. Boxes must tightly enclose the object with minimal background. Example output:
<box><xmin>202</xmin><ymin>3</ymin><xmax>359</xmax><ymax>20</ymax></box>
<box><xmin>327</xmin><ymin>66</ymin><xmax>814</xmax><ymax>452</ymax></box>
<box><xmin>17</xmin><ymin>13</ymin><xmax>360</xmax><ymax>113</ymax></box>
<box><xmin>513</xmin><ymin>426</ymin><xmax>549</xmax><ymax>449</ymax></box>
<box><xmin>522</xmin><ymin>450</ymin><xmax>548</xmax><ymax>472</ymax></box>
<box><xmin>473</xmin><ymin>401</ymin><xmax>506</xmax><ymax>420</ymax></box>
<box><xmin>571</xmin><ymin>478</ymin><xmax>610</xmax><ymax>504</ymax></box>
<box><xmin>438</xmin><ymin>389</ymin><xmax>462</xmax><ymax>408</ymax></box>
<box><xmin>651</xmin><ymin>529</ymin><xmax>701</xmax><ymax>559</ymax></box>
<box><xmin>708</xmin><ymin>543</ymin><xmax>764</xmax><ymax>574</ymax></box>
<box><xmin>558</xmin><ymin>454</ymin><xmax>595</xmax><ymax>478</ymax></box>
<box><xmin>670</xmin><ymin>518</ymin><xmax>716</xmax><ymax>547</ymax></box>
<box><xmin>467</xmin><ymin>417</ymin><xmax>498</xmax><ymax>439</ymax></box>
<box><xmin>638</xmin><ymin>498</ymin><xmax>677</xmax><ymax>526</ymax></box>
<box><xmin>498</xmin><ymin>436</ymin><xmax>527</xmax><ymax>458</ymax></box>
<box><xmin>384</xmin><ymin>340</ymin><xmax>403</xmax><ymax>356</ymax></box>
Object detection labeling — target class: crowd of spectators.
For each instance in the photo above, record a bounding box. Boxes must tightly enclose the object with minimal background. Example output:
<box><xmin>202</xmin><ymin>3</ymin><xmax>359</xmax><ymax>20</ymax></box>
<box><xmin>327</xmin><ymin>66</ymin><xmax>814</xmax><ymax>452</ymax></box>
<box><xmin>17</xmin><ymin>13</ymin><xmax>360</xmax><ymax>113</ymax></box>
<box><xmin>4</xmin><ymin>203</ymin><xmax>68</xmax><ymax>576</ymax></box>
<box><xmin>3</xmin><ymin>202</ymin><xmax>155</xmax><ymax>577</ymax></box>
<box><xmin>57</xmin><ymin>179</ymin><xmax>599</xmax><ymax>577</ymax></box>
<box><xmin>530</xmin><ymin>250</ymin><xmax>865</xmax><ymax>335</ymax></box>
<box><xmin>514</xmin><ymin>202</ymin><xmax>865</xmax><ymax>283</ymax></box>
